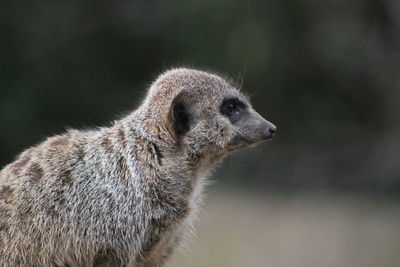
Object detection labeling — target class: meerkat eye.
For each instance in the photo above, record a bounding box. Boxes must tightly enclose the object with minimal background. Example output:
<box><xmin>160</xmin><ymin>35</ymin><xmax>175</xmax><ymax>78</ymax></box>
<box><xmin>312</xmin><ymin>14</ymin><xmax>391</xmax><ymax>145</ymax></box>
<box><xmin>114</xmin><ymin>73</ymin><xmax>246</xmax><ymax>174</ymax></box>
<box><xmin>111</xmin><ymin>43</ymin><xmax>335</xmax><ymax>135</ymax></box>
<box><xmin>220</xmin><ymin>98</ymin><xmax>246</xmax><ymax>123</ymax></box>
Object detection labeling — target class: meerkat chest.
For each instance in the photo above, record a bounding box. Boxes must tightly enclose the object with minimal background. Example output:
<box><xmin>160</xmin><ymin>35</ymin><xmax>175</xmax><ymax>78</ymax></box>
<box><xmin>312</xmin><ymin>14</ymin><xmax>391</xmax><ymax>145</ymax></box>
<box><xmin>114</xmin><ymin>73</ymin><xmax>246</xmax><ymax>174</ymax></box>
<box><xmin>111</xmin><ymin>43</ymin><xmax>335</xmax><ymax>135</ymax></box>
<box><xmin>167</xmin><ymin>174</ymin><xmax>207</xmax><ymax>236</ymax></box>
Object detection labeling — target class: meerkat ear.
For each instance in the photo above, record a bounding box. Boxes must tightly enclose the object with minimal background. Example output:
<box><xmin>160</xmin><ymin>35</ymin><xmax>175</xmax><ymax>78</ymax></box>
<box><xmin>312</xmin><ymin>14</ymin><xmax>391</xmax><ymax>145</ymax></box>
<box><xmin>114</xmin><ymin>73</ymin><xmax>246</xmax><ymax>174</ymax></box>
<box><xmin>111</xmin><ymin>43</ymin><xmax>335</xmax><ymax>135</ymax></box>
<box><xmin>170</xmin><ymin>92</ymin><xmax>192</xmax><ymax>137</ymax></box>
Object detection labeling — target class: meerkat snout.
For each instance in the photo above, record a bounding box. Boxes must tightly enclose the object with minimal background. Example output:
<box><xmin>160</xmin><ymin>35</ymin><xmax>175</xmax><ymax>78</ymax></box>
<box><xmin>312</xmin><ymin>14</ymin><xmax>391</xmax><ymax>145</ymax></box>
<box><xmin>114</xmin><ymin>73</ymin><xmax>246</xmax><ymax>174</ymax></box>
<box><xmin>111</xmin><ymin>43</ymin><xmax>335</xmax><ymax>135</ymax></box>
<box><xmin>0</xmin><ymin>67</ymin><xmax>276</xmax><ymax>267</ymax></box>
<box><xmin>224</xmin><ymin>105</ymin><xmax>277</xmax><ymax>144</ymax></box>
<box><xmin>250</xmin><ymin>111</ymin><xmax>277</xmax><ymax>140</ymax></box>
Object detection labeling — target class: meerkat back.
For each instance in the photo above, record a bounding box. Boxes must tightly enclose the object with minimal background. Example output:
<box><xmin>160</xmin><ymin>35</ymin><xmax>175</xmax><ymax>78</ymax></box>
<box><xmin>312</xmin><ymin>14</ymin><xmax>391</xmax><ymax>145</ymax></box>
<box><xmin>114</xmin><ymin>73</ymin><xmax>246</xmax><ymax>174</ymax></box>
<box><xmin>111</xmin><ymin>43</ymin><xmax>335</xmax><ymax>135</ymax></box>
<box><xmin>0</xmin><ymin>68</ymin><xmax>276</xmax><ymax>267</ymax></box>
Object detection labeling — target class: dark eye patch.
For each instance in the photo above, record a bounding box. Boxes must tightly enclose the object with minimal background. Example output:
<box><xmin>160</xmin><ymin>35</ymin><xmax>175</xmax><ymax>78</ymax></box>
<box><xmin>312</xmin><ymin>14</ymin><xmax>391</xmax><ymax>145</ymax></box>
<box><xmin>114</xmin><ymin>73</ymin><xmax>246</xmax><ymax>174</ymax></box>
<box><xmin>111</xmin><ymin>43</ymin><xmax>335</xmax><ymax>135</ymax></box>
<box><xmin>220</xmin><ymin>98</ymin><xmax>247</xmax><ymax>123</ymax></box>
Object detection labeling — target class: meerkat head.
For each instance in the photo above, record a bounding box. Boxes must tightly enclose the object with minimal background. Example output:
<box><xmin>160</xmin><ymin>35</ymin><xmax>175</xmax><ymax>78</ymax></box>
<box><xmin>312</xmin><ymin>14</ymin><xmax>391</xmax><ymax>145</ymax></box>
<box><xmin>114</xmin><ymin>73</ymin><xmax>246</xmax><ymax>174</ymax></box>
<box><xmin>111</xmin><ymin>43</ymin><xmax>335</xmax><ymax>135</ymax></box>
<box><xmin>139</xmin><ymin>68</ymin><xmax>276</xmax><ymax>165</ymax></box>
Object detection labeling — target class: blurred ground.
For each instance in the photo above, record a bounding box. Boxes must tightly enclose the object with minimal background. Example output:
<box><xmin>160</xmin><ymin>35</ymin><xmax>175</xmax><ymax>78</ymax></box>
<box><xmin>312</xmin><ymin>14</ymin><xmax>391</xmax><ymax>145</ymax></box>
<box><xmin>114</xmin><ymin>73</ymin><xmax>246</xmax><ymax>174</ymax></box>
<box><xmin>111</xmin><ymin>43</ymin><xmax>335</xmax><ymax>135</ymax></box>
<box><xmin>166</xmin><ymin>189</ymin><xmax>400</xmax><ymax>267</ymax></box>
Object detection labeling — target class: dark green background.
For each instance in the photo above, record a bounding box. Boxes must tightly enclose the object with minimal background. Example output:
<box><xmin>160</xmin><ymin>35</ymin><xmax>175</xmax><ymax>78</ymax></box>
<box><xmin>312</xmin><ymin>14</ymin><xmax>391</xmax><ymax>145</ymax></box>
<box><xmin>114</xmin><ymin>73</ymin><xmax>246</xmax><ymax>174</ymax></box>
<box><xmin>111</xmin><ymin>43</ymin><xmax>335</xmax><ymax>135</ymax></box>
<box><xmin>1</xmin><ymin>0</ymin><xmax>399</xmax><ymax>195</ymax></box>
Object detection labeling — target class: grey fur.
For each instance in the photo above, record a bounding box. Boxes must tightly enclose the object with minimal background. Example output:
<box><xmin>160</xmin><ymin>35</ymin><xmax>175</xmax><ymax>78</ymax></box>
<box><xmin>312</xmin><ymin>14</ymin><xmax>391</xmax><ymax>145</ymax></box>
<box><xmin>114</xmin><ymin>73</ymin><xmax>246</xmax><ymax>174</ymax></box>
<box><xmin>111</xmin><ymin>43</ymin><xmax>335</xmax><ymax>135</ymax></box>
<box><xmin>0</xmin><ymin>68</ymin><xmax>276</xmax><ymax>266</ymax></box>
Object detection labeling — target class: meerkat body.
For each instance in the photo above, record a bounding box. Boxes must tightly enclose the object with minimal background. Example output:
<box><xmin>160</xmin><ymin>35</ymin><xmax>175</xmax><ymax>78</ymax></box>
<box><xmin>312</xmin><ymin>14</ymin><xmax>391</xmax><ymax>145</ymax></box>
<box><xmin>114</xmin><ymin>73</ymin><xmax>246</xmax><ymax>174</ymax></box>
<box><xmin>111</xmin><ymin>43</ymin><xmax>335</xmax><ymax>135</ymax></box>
<box><xmin>0</xmin><ymin>68</ymin><xmax>276</xmax><ymax>266</ymax></box>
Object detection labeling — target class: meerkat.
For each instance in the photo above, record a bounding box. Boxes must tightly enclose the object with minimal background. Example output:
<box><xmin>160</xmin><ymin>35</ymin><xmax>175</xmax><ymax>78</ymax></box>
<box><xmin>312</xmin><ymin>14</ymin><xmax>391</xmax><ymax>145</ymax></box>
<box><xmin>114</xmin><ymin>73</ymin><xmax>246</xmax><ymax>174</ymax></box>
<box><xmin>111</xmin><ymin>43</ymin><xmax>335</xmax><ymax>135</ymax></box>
<box><xmin>0</xmin><ymin>68</ymin><xmax>276</xmax><ymax>267</ymax></box>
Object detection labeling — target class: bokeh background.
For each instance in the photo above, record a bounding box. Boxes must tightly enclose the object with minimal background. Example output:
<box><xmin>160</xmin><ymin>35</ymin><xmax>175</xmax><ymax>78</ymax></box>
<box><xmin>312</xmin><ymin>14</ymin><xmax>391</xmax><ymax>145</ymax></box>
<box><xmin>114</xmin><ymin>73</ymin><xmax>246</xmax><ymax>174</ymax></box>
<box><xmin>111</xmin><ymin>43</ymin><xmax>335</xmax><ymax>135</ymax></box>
<box><xmin>1</xmin><ymin>1</ymin><xmax>400</xmax><ymax>266</ymax></box>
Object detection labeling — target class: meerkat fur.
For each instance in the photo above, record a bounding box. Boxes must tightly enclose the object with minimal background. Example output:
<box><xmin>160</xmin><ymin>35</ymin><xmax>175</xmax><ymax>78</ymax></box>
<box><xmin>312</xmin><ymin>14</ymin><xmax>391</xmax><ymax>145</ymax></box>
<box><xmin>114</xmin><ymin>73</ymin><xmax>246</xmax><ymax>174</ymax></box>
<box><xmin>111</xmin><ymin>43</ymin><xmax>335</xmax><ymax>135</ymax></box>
<box><xmin>0</xmin><ymin>68</ymin><xmax>276</xmax><ymax>266</ymax></box>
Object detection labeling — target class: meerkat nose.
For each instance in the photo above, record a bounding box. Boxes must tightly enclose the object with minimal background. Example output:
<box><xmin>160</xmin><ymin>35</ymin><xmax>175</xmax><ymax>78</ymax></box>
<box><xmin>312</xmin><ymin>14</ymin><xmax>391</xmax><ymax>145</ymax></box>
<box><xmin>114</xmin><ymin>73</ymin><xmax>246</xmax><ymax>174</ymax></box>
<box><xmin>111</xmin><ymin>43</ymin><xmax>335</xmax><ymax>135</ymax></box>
<box><xmin>263</xmin><ymin>123</ymin><xmax>276</xmax><ymax>139</ymax></box>
<box><xmin>269</xmin><ymin>126</ymin><xmax>276</xmax><ymax>134</ymax></box>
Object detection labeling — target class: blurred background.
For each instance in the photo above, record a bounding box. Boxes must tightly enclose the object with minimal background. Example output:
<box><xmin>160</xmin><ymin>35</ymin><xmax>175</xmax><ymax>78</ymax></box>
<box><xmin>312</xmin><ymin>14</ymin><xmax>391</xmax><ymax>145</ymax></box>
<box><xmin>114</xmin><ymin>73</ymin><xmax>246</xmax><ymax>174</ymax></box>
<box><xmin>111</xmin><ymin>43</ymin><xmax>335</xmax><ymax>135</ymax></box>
<box><xmin>1</xmin><ymin>1</ymin><xmax>400</xmax><ymax>266</ymax></box>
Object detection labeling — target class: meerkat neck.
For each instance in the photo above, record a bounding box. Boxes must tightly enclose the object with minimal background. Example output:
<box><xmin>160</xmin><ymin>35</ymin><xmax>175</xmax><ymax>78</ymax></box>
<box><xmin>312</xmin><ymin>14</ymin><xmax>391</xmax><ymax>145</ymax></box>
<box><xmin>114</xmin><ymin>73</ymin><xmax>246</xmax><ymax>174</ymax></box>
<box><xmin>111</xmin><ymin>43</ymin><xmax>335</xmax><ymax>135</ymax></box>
<box><xmin>107</xmin><ymin>118</ymin><xmax>213</xmax><ymax>184</ymax></box>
